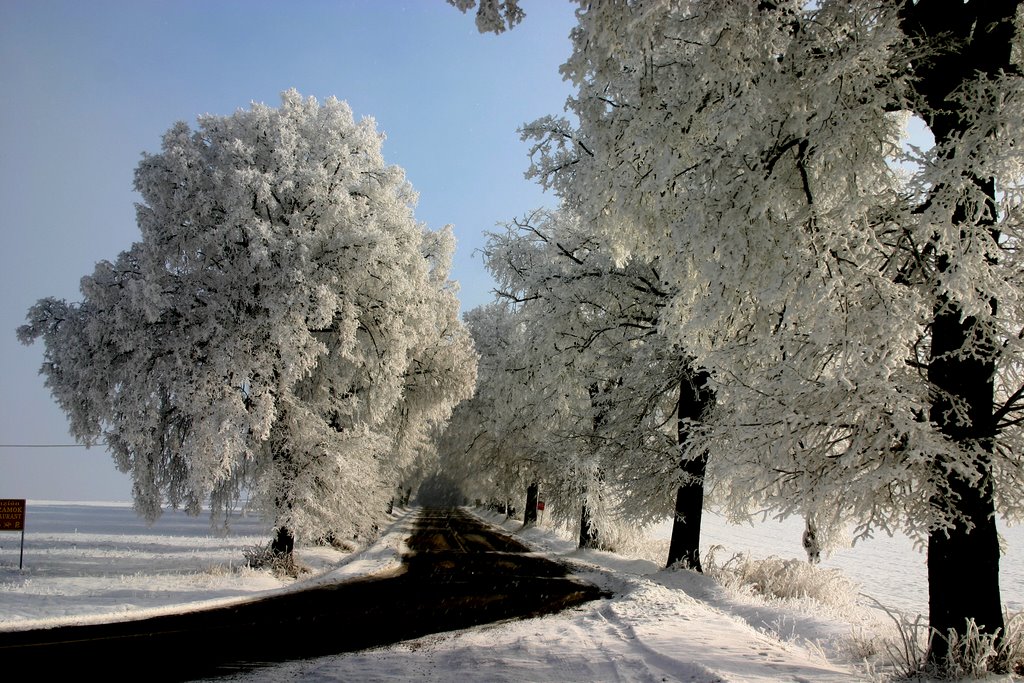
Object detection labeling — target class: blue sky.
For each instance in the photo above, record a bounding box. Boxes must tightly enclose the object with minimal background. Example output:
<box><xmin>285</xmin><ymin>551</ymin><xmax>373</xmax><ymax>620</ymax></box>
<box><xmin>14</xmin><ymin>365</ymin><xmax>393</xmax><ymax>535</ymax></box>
<box><xmin>0</xmin><ymin>0</ymin><xmax>577</xmax><ymax>501</ymax></box>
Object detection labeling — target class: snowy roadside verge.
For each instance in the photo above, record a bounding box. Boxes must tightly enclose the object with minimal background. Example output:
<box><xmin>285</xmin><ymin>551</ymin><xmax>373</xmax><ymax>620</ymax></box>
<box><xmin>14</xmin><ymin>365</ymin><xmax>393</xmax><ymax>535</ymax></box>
<box><xmin>485</xmin><ymin>510</ymin><xmax>869</xmax><ymax>679</ymax></box>
<box><xmin>0</xmin><ymin>507</ymin><xmax>416</xmax><ymax>632</ymax></box>
<box><xmin>304</xmin><ymin>507</ymin><xmax>413</xmax><ymax>585</ymax></box>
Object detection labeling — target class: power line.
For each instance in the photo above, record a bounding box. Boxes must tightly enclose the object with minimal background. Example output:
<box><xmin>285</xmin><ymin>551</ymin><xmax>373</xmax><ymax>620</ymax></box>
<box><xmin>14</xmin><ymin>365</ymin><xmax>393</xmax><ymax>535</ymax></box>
<box><xmin>0</xmin><ymin>444</ymin><xmax>104</xmax><ymax>448</ymax></box>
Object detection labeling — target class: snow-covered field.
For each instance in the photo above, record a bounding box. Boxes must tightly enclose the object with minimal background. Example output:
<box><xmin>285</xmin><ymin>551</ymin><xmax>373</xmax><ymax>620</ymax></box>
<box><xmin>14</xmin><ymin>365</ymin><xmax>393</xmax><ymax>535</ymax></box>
<box><xmin>1</xmin><ymin>502</ymin><xmax>1021</xmax><ymax>682</ymax></box>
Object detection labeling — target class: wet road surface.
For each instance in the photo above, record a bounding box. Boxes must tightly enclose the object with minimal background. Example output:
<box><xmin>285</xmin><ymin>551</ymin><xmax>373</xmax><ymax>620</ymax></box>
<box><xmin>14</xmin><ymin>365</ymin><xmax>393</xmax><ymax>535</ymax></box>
<box><xmin>0</xmin><ymin>508</ymin><xmax>605</xmax><ymax>680</ymax></box>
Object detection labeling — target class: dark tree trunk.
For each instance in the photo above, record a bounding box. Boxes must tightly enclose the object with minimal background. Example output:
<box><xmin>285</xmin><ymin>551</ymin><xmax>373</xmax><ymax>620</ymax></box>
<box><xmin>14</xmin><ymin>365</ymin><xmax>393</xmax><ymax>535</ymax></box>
<box><xmin>927</xmin><ymin>303</ymin><xmax>1003</xmax><ymax>661</ymax></box>
<box><xmin>523</xmin><ymin>482</ymin><xmax>539</xmax><ymax>525</ymax></box>
<box><xmin>579</xmin><ymin>383</ymin><xmax>608</xmax><ymax>550</ymax></box>
<box><xmin>271</xmin><ymin>526</ymin><xmax>294</xmax><ymax>557</ymax></box>
<box><xmin>666</xmin><ymin>368</ymin><xmax>713</xmax><ymax>571</ymax></box>
<box><xmin>579</xmin><ymin>498</ymin><xmax>599</xmax><ymax>549</ymax></box>
<box><xmin>667</xmin><ymin>456</ymin><xmax>708</xmax><ymax>571</ymax></box>
<box><xmin>926</xmin><ymin>468</ymin><xmax>1002</xmax><ymax>661</ymax></box>
<box><xmin>898</xmin><ymin>0</ymin><xmax>1016</xmax><ymax>664</ymax></box>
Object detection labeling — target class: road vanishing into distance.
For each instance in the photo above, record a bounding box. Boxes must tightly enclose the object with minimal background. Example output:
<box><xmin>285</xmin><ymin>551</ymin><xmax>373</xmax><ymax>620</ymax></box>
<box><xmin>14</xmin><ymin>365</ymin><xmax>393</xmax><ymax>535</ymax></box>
<box><xmin>0</xmin><ymin>508</ymin><xmax>605</xmax><ymax>681</ymax></box>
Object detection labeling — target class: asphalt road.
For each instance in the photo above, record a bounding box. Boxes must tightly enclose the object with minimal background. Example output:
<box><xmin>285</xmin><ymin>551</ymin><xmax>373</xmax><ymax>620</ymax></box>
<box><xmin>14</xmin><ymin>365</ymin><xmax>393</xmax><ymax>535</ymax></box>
<box><xmin>0</xmin><ymin>508</ymin><xmax>605</xmax><ymax>681</ymax></box>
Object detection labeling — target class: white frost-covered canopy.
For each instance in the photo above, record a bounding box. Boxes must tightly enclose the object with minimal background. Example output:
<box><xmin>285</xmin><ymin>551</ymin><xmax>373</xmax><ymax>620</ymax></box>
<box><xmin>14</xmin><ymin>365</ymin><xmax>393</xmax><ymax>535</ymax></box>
<box><xmin>520</xmin><ymin>0</ymin><xmax>1024</xmax><ymax>539</ymax></box>
<box><xmin>20</xmin><ymin>90</ymin><xmax>477</xmax><ymax>541</ymax></box>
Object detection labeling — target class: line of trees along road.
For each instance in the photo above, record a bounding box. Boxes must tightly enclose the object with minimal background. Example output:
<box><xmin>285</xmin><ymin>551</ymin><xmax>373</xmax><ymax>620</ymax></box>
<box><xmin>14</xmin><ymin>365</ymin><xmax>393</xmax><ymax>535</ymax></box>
<box><xmin>438</xmin><ymin>208</ymin><xmax>717</xmax><ymax>569</ymax></box>
<box><xmin>446</xmin><ymin>0</ymin><xmax>1024</xmax><ymax>672</ymax></box>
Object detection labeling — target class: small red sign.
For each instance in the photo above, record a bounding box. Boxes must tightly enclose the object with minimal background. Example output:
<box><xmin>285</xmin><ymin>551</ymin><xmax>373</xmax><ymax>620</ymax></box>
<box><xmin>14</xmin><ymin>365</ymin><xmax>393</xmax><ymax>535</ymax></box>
<box><xmin>536</xmin><ymin>501</ymin><xmax>545</xmax><ymax>511</ymax></box>
<box><xmin>0</xmin><ymin>499</ymin><xmax>25</xmax><ymax>531</ymax></box>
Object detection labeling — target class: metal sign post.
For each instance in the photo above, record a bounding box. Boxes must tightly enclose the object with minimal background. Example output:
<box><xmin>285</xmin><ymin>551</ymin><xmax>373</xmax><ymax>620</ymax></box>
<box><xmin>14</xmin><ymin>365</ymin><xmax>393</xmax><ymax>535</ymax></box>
<box><xmin>0</xmin><ymin>499</ymin><xmax>26</xmax><ymax>569</ymax></box>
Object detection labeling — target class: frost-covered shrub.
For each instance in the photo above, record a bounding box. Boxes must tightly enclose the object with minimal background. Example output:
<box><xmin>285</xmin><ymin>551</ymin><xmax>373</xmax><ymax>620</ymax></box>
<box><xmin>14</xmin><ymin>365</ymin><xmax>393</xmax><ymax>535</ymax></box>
<box><xmin>703</xmin><ymin>545</ymin><xmax>860</xmax><ymax>612</ymax></box>
<box><xmin>590</xmin><ymin>520</ymin><xmax>665</xmax><ymax>557</ymax></box>
<box><xmin>998</xmin><ymin>612</ymin><xmax>1024</xmax><ymax>675</ymax></box>
<box><xmin>534</xmin><ymin>510</ymin><xmax>649</xmax><ymax>555</ymax></box>
<box><xmin>926</xmin><ymin>613</ymin><xmax>1024</xmax><ymax>679</ymax></box>
<box><xmin>870</xmin><ymin>604</ymin><xmax>1024</xmax><ymax>679</ymax></box>
<box><xmin>243</xmin><ymin>542</ymin><xmax>303</xmax><ymax>578</ymax></box>
<box><xmin>313</xmin><ymin>532</ymin><xmax>357</xmax><ymax>552</ymax></box>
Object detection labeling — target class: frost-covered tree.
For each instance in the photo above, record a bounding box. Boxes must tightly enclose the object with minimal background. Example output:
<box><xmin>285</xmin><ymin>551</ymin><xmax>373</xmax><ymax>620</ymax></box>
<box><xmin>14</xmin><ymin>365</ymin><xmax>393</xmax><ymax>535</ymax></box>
<box><xmin>19</xmin><ymin>90</ymin><xmax>477</xmax><ymax>554</ymax></box>
<box><xmin>445</xmin><ymin>0</ymin><xmax>524</xmax><ymax>34</ymax></box>
<box><xmin>484</xmin><ymin>211</ymin><xmax>615</xmax><ymax>543</ymax></box>
<box><xmin>510</xmin><ymin>0</ymin><xmax>1023</xmax><ymax>664</ymax></box>
<box><xmin>435</xmin><ymin>303</ymin><xmax>540</xmax><ymax>514</ymax></box>
<box><xmin>479</xmin><ymin>208</ymin><xmax>715</xmax><ymax>562</ymax></box>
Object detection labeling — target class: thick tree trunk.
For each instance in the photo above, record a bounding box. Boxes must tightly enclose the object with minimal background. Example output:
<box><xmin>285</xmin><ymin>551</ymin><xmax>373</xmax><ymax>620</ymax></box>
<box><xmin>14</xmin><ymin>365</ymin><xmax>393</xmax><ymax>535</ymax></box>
<box><xmin>926</xmin><ymin>472</ymin><xmax>1002</xmax><ymax>662</ymax></box>
<box><xmin>271</xmin><ymin>525</ymin><xmax>294</xmax><ymax>557</ymax></box>
<box><xmin>666</xmin><ymin>368</ymin><xmax>713</xmax><ymax>571</ymax></box>
<box><xmin>927</xmin><ymin>305</ymin><xmax>1003</xmax><ymax>662</ymax></box>
<box><xmin>524</xmin><ymin>482</ymin><xmax>539</xmax><ymax>525</ymax></box>
<box><xmin>898</xmin><ymin>1</ymin><xmax>1016</xmax><ymax>664</ymax></box>
<box><xmin>579</xmin><ymin>499</ymin><xmax>599</xmax><ymax>549</ymax></box>
<box><xmin>667</xmin><ymin>456</ymin><xmax>708</xmax><ymax>571</ymax></box>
